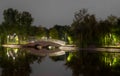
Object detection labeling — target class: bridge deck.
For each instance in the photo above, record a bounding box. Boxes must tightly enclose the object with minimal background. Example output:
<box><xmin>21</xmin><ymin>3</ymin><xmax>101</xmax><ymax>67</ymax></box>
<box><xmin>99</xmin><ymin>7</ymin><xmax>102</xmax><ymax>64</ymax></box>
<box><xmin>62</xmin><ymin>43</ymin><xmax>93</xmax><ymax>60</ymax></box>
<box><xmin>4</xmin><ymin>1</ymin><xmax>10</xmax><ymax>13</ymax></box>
<box><xmin>24</xmin><ymin>40</ymin><xmax>61</xmax><ymax>48</ymax></box>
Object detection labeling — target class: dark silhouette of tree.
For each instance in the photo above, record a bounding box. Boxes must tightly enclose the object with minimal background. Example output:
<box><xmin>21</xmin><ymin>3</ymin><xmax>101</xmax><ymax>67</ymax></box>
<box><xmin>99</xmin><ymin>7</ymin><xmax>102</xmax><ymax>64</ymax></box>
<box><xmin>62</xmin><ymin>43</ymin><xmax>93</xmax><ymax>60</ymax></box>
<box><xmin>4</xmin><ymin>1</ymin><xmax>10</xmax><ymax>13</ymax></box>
<box><xmin>1</xmin><ymin>8</ymin><xmax>33</xmax><ymax>44</ymax></box>
<box><xmin>71</xmin><ymin>9</ymin><xmax>98</xmax><ymax>47</ymax></box>
<box><xmin>71</xmin><ymin>9</ymin><xmax>120</xmax><ymax>47</ymax></box>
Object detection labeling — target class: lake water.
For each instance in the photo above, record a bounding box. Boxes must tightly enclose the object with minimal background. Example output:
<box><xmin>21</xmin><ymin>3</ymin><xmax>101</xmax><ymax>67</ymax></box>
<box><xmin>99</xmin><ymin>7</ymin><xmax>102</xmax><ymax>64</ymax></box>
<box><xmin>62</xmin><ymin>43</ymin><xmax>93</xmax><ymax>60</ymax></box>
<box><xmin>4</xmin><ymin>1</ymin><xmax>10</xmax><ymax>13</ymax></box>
<box><xmin>0</xmin><ymin>47</ymin><xmax>120</xmax><ymax>76</ymax></box>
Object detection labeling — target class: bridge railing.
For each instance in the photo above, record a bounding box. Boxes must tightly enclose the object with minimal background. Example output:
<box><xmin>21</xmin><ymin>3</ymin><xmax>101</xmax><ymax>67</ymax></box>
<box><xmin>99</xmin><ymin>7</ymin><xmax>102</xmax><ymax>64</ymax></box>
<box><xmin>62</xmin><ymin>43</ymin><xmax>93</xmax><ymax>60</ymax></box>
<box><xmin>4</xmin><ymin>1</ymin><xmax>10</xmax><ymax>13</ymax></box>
<box><xmin>38</xmin><ymin>39</ymin><xmax>66</xmax><ymax>45</ymax></box>
<box><xmin>48</xmin><ymin>39</ymin><xmax>66</xmax><ymax>45</ymax></box>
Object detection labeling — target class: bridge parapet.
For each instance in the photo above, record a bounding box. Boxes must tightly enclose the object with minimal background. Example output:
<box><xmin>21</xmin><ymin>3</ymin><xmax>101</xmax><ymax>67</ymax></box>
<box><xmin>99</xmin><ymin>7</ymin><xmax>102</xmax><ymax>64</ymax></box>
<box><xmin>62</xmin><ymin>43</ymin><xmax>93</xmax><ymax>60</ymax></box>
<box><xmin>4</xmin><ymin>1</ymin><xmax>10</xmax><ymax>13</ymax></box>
<box><xmin>38</xmin><ymin>39</ymin><xmax>66</xmax><ymax>46</ymax></box>
<box><xmin>47</xmin><ymin>39</ymin><xmax>66</xmax><ymax>45</ymax></box>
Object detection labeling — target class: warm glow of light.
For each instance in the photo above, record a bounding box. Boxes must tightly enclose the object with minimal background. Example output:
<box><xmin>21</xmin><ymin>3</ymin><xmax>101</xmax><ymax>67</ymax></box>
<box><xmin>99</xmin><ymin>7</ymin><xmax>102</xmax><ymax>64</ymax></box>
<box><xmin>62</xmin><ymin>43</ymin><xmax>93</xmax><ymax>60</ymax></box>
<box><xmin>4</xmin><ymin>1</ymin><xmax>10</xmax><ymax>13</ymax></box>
<box><xmin>67</xmin><ymin>53</ymin><xmax>73</xmax><ymax>62</ymax></box>
<box><xmin>15</xmin><ymin>35</ymin><xmax>19</xmax><ymax>41</ymax></box>
<box><xmin>103</xmin><ymin>33</ymin><xmax>119</xmax><ymax>45</ymax></box>
<box><xmin>67</xmin><ymin>36</ymin><xmax>73</xmax><ymax>44</ymax></box>
<box><xmin>14</xmin><ymin>48</ymin><xmax>18</xmax><ymax>54</ymax></box>
<box><xmin>6</xmin><ymin>48</ymin><xmax>19</xmax><ymax>60</ymax></box>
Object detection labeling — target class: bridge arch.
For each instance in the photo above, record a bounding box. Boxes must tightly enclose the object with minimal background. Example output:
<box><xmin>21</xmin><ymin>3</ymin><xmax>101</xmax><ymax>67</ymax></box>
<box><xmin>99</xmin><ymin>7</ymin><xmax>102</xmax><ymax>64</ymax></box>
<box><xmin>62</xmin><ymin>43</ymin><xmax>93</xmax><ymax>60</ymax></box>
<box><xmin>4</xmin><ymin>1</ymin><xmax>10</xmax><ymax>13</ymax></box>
<box><xmin>24</xmin><ymin>40</ymin><xmax>63</xmax><ymax>48</ymax></box>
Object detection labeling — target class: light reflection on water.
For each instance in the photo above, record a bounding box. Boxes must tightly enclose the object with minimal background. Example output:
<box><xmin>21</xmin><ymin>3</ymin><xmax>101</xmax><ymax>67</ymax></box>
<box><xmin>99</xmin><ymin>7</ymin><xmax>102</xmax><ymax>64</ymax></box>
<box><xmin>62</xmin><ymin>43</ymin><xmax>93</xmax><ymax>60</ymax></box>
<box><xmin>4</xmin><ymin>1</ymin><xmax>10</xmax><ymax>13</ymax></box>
<box><xmin>0</xmin><ymin>47</ymin><xmax>120</xmax><ymax>76</ymax></box>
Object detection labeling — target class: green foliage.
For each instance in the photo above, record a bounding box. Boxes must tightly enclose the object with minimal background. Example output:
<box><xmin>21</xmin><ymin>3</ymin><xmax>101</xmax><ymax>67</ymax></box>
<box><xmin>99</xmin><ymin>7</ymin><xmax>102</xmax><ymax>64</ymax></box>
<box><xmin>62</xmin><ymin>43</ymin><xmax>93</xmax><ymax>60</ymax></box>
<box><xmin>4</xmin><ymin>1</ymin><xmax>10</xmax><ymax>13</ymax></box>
<box><xmin>71</xmin><ymin>9</ymin><xmax>98</xmax><ymax>47</ymax></box>
<box><xmin>48</xmin><ymin>25</ymin><xmax>72</xmax><ymax>44</ymax></box>
<box><xmin>0</xmin><ymin>8</ymin><xmax>34</xmax><ymax>44</ymax></box>
<box><xmin>49</xmin><ymin>27</ymin><xmax>59</xmax><ymax>39</ymax></box>
<box><xmin>0</xmin><ymin>8</ymin><xmax>51</xmax><ymax>44</ymax></box>
<box><xmin>71</xmin><ymin>9</ymin><xmax>120</xmax><ymax>47</ymax></box>
<box><xmin>29</xmin><ymin>25</ymin><xmax>48</xmax><ymax>39</ymax></box>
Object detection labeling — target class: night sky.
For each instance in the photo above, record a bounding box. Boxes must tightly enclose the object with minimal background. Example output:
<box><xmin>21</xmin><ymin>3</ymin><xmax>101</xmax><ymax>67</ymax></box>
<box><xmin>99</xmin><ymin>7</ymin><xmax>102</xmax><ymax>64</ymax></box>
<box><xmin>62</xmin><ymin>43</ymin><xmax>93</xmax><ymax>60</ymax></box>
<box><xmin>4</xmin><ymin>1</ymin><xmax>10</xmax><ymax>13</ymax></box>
<box><xmin>0</xmin><ymin>0</ymin><xmax>120</xmax><ymax>28</ymax></box>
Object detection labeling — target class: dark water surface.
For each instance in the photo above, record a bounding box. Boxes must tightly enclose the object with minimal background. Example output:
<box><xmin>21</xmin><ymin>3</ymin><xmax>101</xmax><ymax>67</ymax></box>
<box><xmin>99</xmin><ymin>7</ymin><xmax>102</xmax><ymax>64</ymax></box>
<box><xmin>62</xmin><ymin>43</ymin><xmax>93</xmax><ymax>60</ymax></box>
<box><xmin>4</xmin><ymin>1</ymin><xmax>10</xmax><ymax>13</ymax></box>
<box><xmin>30</xmin><ymin>56</ymin><xmax>72</xmax><ymax>76</ymax></box>
<box><xmin>0</xmin><ymin>47</ymin><xmax>120</xmax><ymax>76</ymax></box>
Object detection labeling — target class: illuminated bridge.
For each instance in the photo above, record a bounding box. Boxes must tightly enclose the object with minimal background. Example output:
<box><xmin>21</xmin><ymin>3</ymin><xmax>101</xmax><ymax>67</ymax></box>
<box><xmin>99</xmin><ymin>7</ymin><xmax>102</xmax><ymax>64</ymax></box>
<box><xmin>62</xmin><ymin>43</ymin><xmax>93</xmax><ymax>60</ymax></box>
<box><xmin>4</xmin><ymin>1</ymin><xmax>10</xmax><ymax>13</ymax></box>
<box><xmin>2</xmin><ymin>39</ymin><xmax>77</xmax><ymax>51</ymax></box>
<box><xmin>27</xmin><ymin>39</ymin><xmax>66</xmax><ymax>46</ymax></box>
<box><xmin>24</xmin><ymin>39</ymin><xmax>77</xmax><ymax>51</ymax></box>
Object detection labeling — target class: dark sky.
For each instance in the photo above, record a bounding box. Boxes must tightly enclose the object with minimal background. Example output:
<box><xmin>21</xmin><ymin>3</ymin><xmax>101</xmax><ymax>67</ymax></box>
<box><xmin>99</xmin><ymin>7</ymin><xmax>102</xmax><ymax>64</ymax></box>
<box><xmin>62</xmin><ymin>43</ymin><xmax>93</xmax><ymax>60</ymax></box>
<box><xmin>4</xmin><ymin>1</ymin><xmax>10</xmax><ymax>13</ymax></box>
<box><xmin>0</xmin><ymin>0</ymin><xmax>120</xmax><ymax>28</ymax></box>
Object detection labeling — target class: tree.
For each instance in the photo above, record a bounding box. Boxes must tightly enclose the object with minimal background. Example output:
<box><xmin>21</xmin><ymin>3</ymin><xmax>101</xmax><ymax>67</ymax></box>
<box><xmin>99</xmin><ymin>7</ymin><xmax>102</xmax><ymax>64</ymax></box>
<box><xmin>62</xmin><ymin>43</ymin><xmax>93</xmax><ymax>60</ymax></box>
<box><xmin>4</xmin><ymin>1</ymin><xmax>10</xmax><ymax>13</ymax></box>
<box><xmin>49</xmin><ymin>28</ymin><xmax>59</xmax><ymax>39</ymax></box>
<box><xmin>1</xmin><ymin>8</ymin><xmax>33</xmax><ymax>44</ymax></box>
<box><xmin>29</xmin><ymin>25</ymin><xmax>48</xmax><ymax>39</ymax></box>
<box><xmin>48</xmin><ymin>24</ymin><xmax>71</xmax><ymax>43</ymax></box>
<box><xmin>3</xmin><ymin>8</ymin><xmax>18</xmax><ymax>24</ymax></box>
<box><xmin>71</xmin><ymin>9</ymin><xmax>98</xmax><ymax>47</ymax></box>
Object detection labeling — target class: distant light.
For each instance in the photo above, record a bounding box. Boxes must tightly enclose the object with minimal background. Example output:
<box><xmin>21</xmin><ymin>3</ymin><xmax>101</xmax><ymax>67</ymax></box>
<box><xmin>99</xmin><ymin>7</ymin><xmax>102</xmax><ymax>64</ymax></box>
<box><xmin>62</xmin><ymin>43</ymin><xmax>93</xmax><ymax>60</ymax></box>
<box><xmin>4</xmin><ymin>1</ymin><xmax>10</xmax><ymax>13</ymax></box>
<box><xmin>13</xmin><ymin>57</ymin><xmax>15</xmax><ymax>60</ymax></box>
<box><xmin>48</xmin><ymin>46</ymin><xmax>52</xmax><ymax>49</ymax></box>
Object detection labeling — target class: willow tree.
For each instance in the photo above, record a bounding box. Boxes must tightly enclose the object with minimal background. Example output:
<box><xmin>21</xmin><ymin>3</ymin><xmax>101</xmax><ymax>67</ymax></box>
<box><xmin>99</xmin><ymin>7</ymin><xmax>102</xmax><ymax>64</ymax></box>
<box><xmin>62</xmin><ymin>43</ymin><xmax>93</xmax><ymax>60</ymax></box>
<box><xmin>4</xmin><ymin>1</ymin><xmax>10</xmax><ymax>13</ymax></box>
<box><xmin>71</xmin><ymin>9</ymin><xmax>98</xmax><ymax>47</ymax></box>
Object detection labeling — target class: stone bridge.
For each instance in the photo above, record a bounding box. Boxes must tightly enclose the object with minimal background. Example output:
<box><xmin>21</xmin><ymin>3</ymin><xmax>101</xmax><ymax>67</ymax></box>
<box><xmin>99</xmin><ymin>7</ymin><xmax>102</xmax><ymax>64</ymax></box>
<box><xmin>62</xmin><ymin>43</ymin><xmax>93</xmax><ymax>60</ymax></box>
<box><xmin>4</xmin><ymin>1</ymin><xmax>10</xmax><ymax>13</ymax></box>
<box><xmin>24</xmin><ymin>39</ymin><xmax>77</xmax><ymax>51</ymax></box>
<box><xmin>2</xmin><ymin>39</ymin><xmax>77</xmax><ymax>51</ymax></box>
<box><xmin>24</xmin><ymin>39</ymin><xmax>66</xmax><ymax>48</ymax></box>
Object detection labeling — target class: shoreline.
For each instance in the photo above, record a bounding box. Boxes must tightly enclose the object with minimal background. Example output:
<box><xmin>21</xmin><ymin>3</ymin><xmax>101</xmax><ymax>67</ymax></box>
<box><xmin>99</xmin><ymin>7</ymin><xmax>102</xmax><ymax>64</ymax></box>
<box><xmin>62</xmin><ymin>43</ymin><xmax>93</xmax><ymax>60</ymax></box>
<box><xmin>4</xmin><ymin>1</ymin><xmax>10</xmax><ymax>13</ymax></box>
<box><xmin>2</xmin><ymin>44</ymin><xmax>120</xmax><ymax>52</ymax></box>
